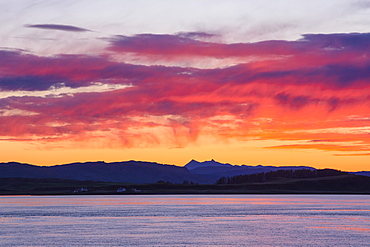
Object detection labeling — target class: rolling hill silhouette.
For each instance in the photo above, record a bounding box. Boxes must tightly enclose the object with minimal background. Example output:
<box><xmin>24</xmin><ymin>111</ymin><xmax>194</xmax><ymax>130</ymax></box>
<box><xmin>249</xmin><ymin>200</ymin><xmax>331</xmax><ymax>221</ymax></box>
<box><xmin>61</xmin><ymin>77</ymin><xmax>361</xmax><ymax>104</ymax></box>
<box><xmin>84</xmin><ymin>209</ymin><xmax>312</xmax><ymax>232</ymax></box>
<box><xmin>0</xmin><ymin>159</ymin><xmax>368</xmax><ymax>184</ymax></box>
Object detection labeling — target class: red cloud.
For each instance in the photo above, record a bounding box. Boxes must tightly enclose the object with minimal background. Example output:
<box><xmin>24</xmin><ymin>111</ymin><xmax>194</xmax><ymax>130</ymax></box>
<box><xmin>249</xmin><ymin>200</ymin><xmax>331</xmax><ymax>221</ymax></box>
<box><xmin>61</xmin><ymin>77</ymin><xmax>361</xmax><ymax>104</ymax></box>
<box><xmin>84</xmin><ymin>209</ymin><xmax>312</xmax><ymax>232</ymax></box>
<box><xmin>0</xmin><ymin>32</ymin><xmax>370</xmax><ymax>153</ymax></box>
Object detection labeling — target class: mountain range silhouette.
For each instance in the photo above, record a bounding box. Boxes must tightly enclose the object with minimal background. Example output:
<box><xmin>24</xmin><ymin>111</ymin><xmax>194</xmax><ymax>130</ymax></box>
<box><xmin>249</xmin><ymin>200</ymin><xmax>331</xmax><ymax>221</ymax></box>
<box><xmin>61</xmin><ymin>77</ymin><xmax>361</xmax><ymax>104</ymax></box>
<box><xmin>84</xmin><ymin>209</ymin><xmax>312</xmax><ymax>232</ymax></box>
<box><xmin>0</xmin><ymin>160</ymin><xmax>368</xmax><ymax>184</ymax></box>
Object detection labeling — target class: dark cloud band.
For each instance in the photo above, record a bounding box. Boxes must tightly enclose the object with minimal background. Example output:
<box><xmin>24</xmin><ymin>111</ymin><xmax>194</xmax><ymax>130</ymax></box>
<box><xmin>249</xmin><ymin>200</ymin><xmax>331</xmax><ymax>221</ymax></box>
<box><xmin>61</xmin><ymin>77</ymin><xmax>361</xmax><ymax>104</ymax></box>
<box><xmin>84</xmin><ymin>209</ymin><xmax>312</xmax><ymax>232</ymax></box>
<box><xmin>24</xmin><ymin>24</ymin><xmax>91</xmax><ymax>32</ymax></box>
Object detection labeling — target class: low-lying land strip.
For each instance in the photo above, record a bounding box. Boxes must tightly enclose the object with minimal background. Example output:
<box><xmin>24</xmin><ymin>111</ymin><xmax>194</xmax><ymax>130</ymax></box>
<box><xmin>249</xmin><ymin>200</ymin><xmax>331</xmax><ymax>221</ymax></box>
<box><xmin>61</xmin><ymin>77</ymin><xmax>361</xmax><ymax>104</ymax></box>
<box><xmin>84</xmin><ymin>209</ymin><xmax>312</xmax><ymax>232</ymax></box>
<box><xmin>1</xmin><ymin>172</ymin><xmax>370</xmax><ymax>195</ymax></box>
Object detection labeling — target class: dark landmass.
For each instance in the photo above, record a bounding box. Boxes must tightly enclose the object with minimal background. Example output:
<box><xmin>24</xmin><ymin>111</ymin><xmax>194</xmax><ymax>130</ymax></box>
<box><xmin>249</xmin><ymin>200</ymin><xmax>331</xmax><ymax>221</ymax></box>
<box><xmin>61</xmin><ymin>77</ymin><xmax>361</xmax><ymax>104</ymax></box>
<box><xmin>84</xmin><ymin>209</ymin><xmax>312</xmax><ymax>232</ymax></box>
<box><xmin>185</xmin><ymin>159</ymin><xmax>316</xmax><ymax>182</ymax></box>
<box><xmin>351</xmin><ymin>171</ymin><xmax>370</xmax><ymax>177</ymax></box>
<box><xmin>0</xmin><ymin>160</ymin><xmax>321</xmax><ymax>185</ymax></box>
<box><xmin>0</xmin><ymin>161</ymin><xmax>212</xmax><ymax>184</ymax></box>
<box><xmin>215</xmin><ymin>168</ymin><xmax>347</xmax><ymax>184</ymax></box>
<box><xmin>1</xmin><ymin>160</ymin><xmax>370</xmax><ymax>195</ymax></box>
<box><xmin>1</xmin><ymin>171</ymin><xmax>370</xmax><ymax>195</ymax></box>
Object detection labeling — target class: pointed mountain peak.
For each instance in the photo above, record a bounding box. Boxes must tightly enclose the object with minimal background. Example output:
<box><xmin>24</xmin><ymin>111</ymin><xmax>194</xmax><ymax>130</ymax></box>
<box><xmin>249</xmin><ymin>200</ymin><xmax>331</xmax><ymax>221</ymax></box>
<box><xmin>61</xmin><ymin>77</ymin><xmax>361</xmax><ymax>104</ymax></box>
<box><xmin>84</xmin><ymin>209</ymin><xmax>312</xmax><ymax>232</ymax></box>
<box><xmin>185</xmin><ymin>159</ymin><xmax>232</xmax><ymax>170</ymax></box>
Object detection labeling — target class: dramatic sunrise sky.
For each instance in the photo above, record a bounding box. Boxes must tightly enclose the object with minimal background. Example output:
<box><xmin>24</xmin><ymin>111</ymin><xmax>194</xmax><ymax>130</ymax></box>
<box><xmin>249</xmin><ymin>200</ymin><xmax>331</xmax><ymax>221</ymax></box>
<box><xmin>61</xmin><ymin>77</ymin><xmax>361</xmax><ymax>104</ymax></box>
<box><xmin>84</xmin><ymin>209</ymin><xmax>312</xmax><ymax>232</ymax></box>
<box><xmin>1</xmin><ymin>0</ymin><xmax>370</xmax><ymax>171</ymax></box>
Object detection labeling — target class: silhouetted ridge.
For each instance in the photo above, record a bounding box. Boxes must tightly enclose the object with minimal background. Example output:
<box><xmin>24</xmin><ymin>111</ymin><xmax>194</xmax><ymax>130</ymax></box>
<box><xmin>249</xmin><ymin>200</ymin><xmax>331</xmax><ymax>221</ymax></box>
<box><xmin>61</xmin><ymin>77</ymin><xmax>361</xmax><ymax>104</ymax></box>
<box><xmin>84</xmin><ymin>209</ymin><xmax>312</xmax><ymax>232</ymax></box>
<box><xmin>0</xmin><ymin>161</ymin><xmax>211</xmax><ymax>184</ymax></box>
<box><xmin>1</xmin><ymin>160</ymin><xmax>370</xmax><ymax>185</ymax></box>
<box><xmin>216</xmin><ymin>169</ymin><xmax>347</xmax><ymax>184</ymax></box>
<box><xmin>185</xmin><ymin>159</ymin><xmax>316</xmax><ymax>182</ymax></box>
<box><xmin>185</xmin><ymin>159</ymin><xmax>232</xmax><ymax>170</ymax></box>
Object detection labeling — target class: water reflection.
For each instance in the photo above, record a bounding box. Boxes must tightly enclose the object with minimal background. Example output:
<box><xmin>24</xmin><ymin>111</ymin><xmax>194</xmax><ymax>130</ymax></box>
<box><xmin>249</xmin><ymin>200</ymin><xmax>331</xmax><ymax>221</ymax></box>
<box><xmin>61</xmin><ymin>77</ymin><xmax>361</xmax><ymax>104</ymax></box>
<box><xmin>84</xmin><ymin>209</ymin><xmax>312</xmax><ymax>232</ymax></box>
<box><xmin>1</xmin><ymin>195</ymin><xmax>370</xmax><ymax>246</ymax></box>
<box><xmin>311</xmin><ymin>226</ymin><xmax>370</xmax><ymax>232</ymax></box>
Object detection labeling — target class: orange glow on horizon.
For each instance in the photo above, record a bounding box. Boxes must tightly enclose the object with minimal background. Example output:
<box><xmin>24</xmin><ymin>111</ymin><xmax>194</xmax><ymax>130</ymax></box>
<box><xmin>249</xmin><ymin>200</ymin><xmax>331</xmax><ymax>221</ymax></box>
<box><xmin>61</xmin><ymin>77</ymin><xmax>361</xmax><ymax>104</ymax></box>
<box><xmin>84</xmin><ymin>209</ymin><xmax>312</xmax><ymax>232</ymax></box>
<box><xmin>1</xmin><ymin>137</ymin><xmax>369</xmax><ymax>172</ymax></box>
<box><xmin>1</xmin><ymin>32</ymin><xmax>370</xmax><ymax>172</ymax></box>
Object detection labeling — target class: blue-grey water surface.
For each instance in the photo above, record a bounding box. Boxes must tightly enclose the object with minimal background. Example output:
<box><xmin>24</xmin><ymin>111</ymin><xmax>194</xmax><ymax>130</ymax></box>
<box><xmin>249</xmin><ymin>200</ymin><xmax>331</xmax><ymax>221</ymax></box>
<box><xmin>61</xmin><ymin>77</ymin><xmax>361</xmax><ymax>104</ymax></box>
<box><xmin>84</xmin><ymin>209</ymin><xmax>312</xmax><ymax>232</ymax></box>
<box><xmin>0</xmin><ymin>195</ymin><xmax>369</xmax><ymax>246</ymax></box>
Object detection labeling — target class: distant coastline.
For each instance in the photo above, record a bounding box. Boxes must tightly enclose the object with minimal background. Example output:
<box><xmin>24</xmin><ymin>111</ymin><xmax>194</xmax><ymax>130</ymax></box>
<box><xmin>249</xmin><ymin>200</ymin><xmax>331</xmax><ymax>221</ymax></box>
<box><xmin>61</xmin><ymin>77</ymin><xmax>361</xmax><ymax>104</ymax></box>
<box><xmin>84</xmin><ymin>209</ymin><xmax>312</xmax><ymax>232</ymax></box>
<box><xmin>1</xmin><ymin>160</ymin><xmax>370</xmax><ymax>195</ymax></box>
<box><xmin>1</xmin><ymin>174</ymin><xmax>370</xmax><ymax>195</ymax></box>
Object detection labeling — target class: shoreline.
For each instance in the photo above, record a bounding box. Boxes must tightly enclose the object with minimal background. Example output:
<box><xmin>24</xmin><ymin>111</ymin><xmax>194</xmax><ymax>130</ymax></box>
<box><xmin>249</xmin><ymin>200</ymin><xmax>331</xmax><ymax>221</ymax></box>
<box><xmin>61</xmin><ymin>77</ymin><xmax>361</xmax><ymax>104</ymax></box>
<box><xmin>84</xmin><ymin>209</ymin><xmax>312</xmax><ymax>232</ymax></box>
<box><xmin>1</xmin><ymin>191</ymin><xmax>370</xmax><ymax>196</ymax></box>
<box><xmin>2</xmin><ymin>175</ymin><xmax>370</xmax><ymax>196</ymax></box>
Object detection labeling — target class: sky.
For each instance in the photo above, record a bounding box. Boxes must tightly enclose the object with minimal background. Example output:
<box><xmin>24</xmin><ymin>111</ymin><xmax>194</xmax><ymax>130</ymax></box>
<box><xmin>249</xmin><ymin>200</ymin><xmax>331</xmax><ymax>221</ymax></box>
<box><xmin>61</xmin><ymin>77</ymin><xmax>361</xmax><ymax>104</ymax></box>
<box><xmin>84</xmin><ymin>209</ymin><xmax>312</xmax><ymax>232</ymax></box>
<box><xmin>1</xmin><ymin>0</ymin><xmax>370</xmax><ymax>171</ymax></box>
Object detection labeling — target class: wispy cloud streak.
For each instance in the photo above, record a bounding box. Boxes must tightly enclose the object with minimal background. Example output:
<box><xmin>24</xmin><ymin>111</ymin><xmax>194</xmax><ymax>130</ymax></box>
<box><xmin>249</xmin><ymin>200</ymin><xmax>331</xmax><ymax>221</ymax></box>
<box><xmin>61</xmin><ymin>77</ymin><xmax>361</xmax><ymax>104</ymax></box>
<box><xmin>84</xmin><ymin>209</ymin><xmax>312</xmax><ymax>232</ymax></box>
<box><xmin>25</xmin><ymin>24</ymin><xmax>91</xmax><ymax>32</ymax></box>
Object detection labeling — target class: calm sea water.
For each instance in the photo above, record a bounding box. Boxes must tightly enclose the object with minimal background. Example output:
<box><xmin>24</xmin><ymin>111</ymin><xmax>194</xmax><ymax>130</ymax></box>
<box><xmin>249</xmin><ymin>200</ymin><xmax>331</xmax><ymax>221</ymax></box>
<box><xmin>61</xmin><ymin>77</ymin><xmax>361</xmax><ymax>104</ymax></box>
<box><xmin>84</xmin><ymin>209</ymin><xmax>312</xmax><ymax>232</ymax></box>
<box><xmin>0</xmin><ymin>195</ymin><xmax>369</xmax><ymax>246</ymax></box>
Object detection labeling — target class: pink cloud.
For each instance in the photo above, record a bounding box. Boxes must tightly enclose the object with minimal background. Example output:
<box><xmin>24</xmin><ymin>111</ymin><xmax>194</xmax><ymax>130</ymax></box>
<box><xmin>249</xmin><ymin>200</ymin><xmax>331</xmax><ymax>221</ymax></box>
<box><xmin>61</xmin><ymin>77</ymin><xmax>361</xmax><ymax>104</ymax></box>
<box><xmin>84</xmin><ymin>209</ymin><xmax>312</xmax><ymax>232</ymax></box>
<box><xmin>0</xmin><ymin>32</ymin><xmax>369</xmax><ymax>153</ymax></box>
